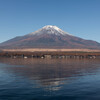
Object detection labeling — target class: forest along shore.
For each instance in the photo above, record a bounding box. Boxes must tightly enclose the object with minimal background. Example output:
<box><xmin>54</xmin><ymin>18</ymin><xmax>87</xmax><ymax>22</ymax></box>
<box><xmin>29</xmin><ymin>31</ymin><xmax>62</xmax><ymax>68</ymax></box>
<box><xmin>0</xmin><ymin>49</ymin><xmax>100</xmax><ymax>59</ymax></box>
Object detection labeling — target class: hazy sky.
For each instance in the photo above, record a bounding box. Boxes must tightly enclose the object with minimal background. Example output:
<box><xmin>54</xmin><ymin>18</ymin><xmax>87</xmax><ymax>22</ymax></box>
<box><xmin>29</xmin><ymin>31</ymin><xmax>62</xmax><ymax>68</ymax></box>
<box><xmin>0</xmin><ymin>0</ymin><xmax>100</xmax><ymax>43</ymax></box>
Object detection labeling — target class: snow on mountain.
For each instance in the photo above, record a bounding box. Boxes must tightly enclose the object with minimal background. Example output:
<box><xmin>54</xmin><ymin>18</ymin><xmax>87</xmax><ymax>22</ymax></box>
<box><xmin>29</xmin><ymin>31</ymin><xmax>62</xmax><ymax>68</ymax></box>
<box><xmin>29</xmin><ymin>25</ymin><xmax>72</xmax><ymax>36</ymax></box>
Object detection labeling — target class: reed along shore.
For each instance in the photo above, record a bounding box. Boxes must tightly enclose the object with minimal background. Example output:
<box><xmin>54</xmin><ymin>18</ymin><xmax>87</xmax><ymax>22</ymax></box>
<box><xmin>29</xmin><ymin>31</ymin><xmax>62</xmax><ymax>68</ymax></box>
<box><xmin>0</xmin><ymin>49</ymin><xmax>100</xmax><ymax>59</ymax></box>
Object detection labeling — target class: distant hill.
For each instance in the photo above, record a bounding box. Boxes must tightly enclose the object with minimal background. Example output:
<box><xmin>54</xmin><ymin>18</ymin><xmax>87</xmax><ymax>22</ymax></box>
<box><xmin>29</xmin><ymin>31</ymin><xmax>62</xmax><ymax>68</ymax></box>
<box><xmin>0</xmin><ymin>25</ymin><xmax>100</xmax><ymax>49</ymax></box>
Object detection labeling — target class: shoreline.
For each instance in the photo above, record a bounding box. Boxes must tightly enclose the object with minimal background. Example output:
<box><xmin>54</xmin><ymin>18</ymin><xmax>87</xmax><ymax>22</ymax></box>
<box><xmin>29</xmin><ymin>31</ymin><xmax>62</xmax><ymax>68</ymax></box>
<box><xmin>0</xmin><ymin>49</ymin><xmax>100</xmax><ymax>59</ymax></box>
<box><xmin>1</xmin><ymin>48</ymin><xmax>100</xmax><ymax>52</ymax></box>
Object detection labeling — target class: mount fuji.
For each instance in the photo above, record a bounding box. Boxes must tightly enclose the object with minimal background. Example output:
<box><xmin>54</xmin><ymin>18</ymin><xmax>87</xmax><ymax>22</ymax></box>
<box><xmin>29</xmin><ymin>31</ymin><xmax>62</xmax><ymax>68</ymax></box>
<box><xmin>0</xmin><ymin>25</ymin><xmax>100</xmax><ymax>49</ymax></box>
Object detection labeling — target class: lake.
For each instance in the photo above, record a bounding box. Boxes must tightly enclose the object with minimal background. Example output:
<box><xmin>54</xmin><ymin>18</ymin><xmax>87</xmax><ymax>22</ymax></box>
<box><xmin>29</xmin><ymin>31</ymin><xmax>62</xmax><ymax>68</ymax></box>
<box><xmin>0</xmin><ymin>58</ymin><xmax>100</xmax><ymax>100</ymax></box>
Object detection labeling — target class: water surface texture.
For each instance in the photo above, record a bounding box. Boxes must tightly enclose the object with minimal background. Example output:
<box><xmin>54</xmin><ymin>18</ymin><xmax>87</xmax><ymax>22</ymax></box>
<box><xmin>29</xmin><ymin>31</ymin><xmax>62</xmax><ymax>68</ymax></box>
<box><xmin>0</xmin><ymin>58</ymin><xmax>100</xmax><ymax>100</ymax></box>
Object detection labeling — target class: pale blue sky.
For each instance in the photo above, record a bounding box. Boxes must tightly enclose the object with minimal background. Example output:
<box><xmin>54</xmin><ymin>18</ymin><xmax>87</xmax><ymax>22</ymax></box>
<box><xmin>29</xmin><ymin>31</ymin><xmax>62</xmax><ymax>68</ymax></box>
<box><xmin>0</xmin><ymin>0</ymin><xmax>100</xmax><ymax>43</ymax></box>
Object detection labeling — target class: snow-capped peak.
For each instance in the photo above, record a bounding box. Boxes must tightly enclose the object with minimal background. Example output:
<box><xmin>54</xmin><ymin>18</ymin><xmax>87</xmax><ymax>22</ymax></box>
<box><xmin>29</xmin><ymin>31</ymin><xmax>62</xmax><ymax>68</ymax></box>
<box><xmin>42</xmin><ymin>25</ymin><xmax>60</xmax><ymax>31</ymax></box>
<box><xmin>29</xmin><ymin>25</ymin><xmax>72</xmax><ymax>36</ymax></box>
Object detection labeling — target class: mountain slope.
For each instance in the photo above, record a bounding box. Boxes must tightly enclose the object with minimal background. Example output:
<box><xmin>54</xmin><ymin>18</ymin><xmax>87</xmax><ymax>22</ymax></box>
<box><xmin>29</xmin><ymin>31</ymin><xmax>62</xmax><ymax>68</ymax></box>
<box><xmin>0</xmin><ymin>25</ymin><xmax>100</xmax><ymax>49</ymax></box>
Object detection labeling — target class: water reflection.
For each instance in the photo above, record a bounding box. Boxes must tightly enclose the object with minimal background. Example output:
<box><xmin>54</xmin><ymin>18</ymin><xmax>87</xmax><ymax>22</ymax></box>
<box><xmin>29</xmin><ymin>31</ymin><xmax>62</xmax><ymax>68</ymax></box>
<box><xmin>0</xmin><ymin>58</ymin><xmax>100</xmax><ymax>91</ymax></box>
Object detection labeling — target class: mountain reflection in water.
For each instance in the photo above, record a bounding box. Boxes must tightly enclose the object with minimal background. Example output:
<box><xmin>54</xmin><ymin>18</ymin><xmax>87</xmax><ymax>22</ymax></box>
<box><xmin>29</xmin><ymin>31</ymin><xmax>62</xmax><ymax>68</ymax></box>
<box><xmin>0</xmin><ymin>58</ymin><xmax>100</xmax><ymax>100</ymax></box>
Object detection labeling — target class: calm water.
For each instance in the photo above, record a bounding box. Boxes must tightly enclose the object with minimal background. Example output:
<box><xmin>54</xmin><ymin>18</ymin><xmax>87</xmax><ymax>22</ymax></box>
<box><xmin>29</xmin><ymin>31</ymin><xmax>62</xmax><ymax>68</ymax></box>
<box><xmin>0</xmin><ymin>58</ymin><xmax>100</xmax><ymax>100</ymax></box>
